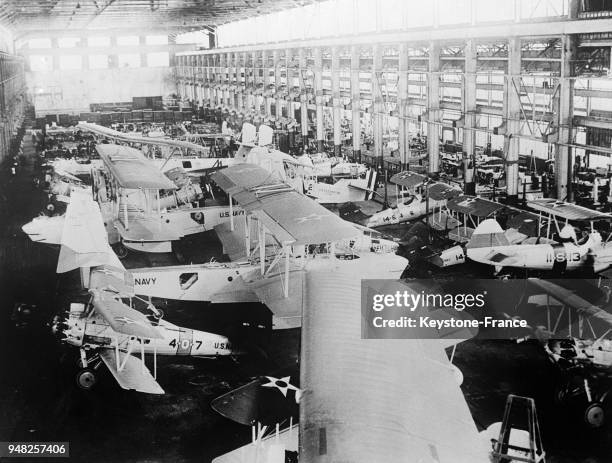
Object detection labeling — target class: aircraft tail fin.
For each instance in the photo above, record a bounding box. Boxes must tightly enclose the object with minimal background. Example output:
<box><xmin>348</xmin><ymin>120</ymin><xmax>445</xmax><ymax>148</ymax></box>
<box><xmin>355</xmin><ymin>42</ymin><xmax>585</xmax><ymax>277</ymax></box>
<box><xmin>258</xmin><ymin>124</ymin><xmax>274</xmax><ymax>147</ymax></box>
<box><xmin>466</xmin><ymin>219</ymin><xmax>511</xmax><ymax>249</ymax></box>
<box><xmin>364</xmin><ymin>169</ymin><xmax>377</xmax><ymax>201</ymax></box>
<box><xmin>241</xmin><ymin>123</ymin><xmax>257</xmax><ymax>145</ymax></box>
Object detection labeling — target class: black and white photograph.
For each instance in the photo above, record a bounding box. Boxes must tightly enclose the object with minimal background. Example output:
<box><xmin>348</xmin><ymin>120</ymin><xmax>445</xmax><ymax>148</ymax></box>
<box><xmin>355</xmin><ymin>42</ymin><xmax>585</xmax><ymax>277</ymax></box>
<box><xmin>2</xmin><ymin>0</ymin><xmax>612</xmax><ymax>462</ymax></box>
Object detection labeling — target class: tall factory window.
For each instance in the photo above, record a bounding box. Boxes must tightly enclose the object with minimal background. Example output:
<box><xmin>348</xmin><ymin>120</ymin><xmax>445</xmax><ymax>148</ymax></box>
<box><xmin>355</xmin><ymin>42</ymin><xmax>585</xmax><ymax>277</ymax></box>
<box><xmin>88</xmin><ymin>36</ymin><xmax>111</xmax><ymax>47</ymax></box>
<box><xmin>59</xmin><ymin>55</ymin><xmax>82</xmax><ymax>70</ymax></box>
<box><xmin>147</xmin><ymin>52</ymin><xmax>169</xmax><ymax>67</ymax></box>
<box><xmin>145</xmin><ymin>35</ymin><xmax>167</xmax><ymax>45</ymax></box>
<box><xmin>117</xmin><ymin>35</ymin><xmax>139</xmax><ymax>46</ymax></box>
<box><xmin>28</xmin><ymin>38</ymin><xmax>51</xmax><ymax>49</ymax></box>
<box><xmin>89</xmin><ymin>54</ymin><xmax>109</xmax><ymax>69</ymax></box>
<box><xmin>29</xmin><ymin>55</ymin><xmax>52</xmax><ymax>72</ymax></box>
<box><xmin>58</xmin><ymin>37</ymin><xmax>81</xmax><ymax>48</ymax></box>
<box><xmin>117</xmin><ymin>53</ymin><xmax>140</xmax><ymax>68</ymax></box>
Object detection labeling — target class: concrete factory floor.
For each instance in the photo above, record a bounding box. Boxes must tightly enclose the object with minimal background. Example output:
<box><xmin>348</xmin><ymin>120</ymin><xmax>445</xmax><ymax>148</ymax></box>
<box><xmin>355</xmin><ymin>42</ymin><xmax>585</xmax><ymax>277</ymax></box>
<box><xmin>1</xmin><ymin>137</ymin><xmax>612</xmax><ymax>462</ymax></box>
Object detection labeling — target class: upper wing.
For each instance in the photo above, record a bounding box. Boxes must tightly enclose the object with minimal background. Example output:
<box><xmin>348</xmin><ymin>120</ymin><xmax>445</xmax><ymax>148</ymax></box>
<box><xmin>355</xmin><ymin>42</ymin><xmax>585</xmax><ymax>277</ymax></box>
<box><xmin>79</xmin><ymin>122</ymin><xmax>208</xmax><ymax>155</ymax></box>
<box><xmin>528</xmin><ymin>279</ymin><xmax>612</xmax><ymax>328</ymax></box>
<box><xmin>212</xmin><ymin>164</ymin><xmax>359</xmax><ymax>246</ymax></box>
<box><xmin>527</xmin><ymin>198</ymin><xmax>612</xmax><ymax>222</ymax></box>
<box><xmin>96</xmin><ymin>144</ymin><xmax>177</xmax><ymax>190</ymax></box>
<box><xmin>57</xmin><ymin>189</ymin><xmax>124</xmax><ymax>274</ymax></box>
<box><xmin>91</xmin><ymin>289</ymin><xmax>163</xmax><ymax>339</ymax></box>
<box><xmin>428</xmin><ymin>182</ymin><xmax>462</xmax><ymax>201</ymax></box>
<box><xmin>390</xmin><ymin>170</ymin><xmax>427</xmax><ymax>189</ymax></box>
<box><xmin>447</xmin><ymin>195</ymin><xmax>505</xmax><ymax>218</ymax></box>
<box><xmin>99</xmin><ymin>349</ymin><xmax>164</xmax><ymax>394</ymax></box>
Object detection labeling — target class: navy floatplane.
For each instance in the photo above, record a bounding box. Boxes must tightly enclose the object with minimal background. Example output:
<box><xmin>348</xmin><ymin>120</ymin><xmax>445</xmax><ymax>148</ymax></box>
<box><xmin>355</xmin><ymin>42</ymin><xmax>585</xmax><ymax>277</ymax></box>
<box><xmin>208</xmin><ymin>162</ymin><xmax>406</xmax><ymax>329</ymax></box>
<box><xmin>51</xmin><ymin>189</ymin><xmax>239</xmax><ymax>394</ymax></box>
<box><xmin>92</xmin><ymin>143</ymin><xmax>239</xmax><ymax>258</ymax></box>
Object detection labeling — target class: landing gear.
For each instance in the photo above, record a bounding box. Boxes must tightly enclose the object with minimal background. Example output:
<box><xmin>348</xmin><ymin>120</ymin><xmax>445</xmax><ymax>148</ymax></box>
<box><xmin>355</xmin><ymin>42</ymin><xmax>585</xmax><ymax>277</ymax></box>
<box><xmin>584</xmin><ymin>402</ymin><xmax>605</xmax><ymax>428</ymax></box>
<box><xmin>550</xmin><ymin>355</ymin><xmax>611</xmax><ymax>429</ymax></box>
<box><xmin>113</xmin><ymin>242</ymin><xmax>129</xmax><ymax>259</ymax></box>
<box><xmin>76</xmin><ymin>368</ymin><xmax>97</xmax><ymax>390</ymax></box>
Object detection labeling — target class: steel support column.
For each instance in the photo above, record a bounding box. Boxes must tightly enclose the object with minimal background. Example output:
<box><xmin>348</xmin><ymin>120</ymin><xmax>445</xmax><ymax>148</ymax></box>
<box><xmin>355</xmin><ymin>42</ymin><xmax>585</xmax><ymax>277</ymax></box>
<box><xmin>314</xmin><ymin>47</ymin><xmax>325</xmax><ymax>152</ymax></box>
<box><xmin>427</xmin><ymin>41</ymin><xmax>441</xmax><ymax>174</ymax></box>
<box><xmin>274</xmin><ymin>50</ymin><xmax>284</xmax><ymax>119</ymax></box>
<box><xmin>463</xmin><ymin>39</ymin><xmax>477</xmax><ymax>195</ymax></box>
<box><xmin>299</xmin><ymin>48</ymin><xmax>309</xmax><ymax>148</ymax></box>
<box><xmin>351</xmin><ymin>45</ymin><xmax>362</xmax><ymax>162</ymax></box>
<box><xmin>505</xmin><ymin>37</ymin><xmax>521</xmax><ymax>201</ymax></box>
<box><xmin>556</xmin><ymin>35</ymin><xmax>576</xmax><ymax>201</ymax></box>
<box><xmin>331</xmin><ymin>47</ymin><xmax>342</xmax><ymax>157</ymax></box>
<box><xmin>398</xmin><ymin>43</ymin><xmax>410</xmax><ymax>170</ymax></box>
<box><xmin>263</xmin><ymin>51</ymin><xmax>273</xmax><ymax>117</ymax></box>
<box><xmin>373</xmin><ymin>44</ymin><xmax>384</xmax><ymax>169</ymax></box>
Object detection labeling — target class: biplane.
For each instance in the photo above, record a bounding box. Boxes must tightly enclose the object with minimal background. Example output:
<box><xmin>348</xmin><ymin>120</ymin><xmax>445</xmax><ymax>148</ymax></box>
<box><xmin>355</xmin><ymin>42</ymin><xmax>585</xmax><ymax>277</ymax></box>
<box><xmin>52</xmin><ymin>189</ymin><xmax>238</xmax><ymax>394</ymax></box>
<box><xmin>93</xmin><ymin>143</ymin><xmax>237</xmax><ymax>257</ymax></box>
<box><xmin>466</xmin><ymin>199</ymin><xmax>612</xmax><ymax>274</ymax></box>
<box><xmin>512</xmin><ymin>278</ymin><xmax>612</xmax><ymax>427</ymax></box>
<box><xmin>365</xmin><ymin>171</ymin><xmax>462</xmax><ymax>228</ymax></box>
<box><xmin>236</xmin><ymin>123</ymin><xmax>377</xmax><ymax>205</ymax></box>
<box><xmin>210</xmin><ymin>274</ymin><xmax>545</xmax><ymax>463</ymax></box>
<box><xmin>78</xmin><ymin>122</ymin><xmax>210</xmax><ymax>159</ymax></box>
<box><xmin>210</xmin><ymin>163</ymin><xmax>408</xmax><ymax>329</ymax></box>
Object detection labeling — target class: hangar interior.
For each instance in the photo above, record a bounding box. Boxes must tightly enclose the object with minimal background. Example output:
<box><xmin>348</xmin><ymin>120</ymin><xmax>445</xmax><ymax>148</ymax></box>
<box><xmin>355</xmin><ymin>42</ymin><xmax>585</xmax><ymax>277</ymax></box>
<box><xmin>3</xmin><ymin>1</ymin><xmax>612</xmax><ymax>463</ymax></box>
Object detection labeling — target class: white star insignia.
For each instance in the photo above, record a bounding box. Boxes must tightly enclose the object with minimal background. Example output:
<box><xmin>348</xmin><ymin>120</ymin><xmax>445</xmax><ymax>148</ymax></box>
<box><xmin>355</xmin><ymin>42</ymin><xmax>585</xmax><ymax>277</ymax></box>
<box><xmin>295</xmin><ymin>213</ymin><xmax>326</xmax><ymax>224</ymax></box>
<box><xmin>261</xmin><ymin>376</ymin><xmax>301</xmax><ymax>403</ymax></box>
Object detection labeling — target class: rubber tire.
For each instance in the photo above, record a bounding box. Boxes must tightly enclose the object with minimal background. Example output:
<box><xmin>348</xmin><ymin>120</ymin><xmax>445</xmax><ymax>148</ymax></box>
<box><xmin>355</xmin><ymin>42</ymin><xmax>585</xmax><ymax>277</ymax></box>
<box><xmin>76</xmin><ymin>368</ymin><xmax>97</xmax><ymax>390</ymax></box>
<box><xmin>584</xmin><ymin>402</ymin><xmax>605</xmax><ymax>428</ymax></box>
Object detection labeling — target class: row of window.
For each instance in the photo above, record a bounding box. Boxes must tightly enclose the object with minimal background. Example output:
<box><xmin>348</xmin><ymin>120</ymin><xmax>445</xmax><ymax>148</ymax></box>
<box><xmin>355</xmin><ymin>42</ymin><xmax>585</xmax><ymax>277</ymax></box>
<box><xmin>25</xmin><ymin>34</ymin><xmax>168</xmax><ymax>50</ymax></box>
<box><xmin>217</xmin><ymin>0</ymin><xmax>569</xmax><ymax>47</ymax></box>
<box><xmin>29</xmin><ymin>52</ymin><xmax>169</xmax><ymax>71</ymax></box>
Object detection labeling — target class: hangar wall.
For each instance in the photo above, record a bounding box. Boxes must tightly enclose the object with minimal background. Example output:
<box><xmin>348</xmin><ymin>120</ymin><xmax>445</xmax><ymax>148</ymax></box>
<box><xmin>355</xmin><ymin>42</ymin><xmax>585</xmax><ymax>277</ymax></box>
<box><xmin>0</xmin><ymin>26</ymin><xmax>26</xmax><ymax>166</ymax></box>
<box><xmin>18</xmin><ymin>32</ymin><xmax>193</xmax><ymax>116</ymax></box>
<box><xmin>26</xmin><ymin>67</ymin><xmax>176</xmax><ymax>116</ymax></box>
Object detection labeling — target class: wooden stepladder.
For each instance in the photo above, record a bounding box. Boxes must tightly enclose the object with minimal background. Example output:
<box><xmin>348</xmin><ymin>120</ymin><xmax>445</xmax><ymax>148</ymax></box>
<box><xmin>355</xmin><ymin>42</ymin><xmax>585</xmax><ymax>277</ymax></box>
<box><xmin>491</xmin><ymin>395</ymin><xmax>545</xmax><ymax>463</ymax></box>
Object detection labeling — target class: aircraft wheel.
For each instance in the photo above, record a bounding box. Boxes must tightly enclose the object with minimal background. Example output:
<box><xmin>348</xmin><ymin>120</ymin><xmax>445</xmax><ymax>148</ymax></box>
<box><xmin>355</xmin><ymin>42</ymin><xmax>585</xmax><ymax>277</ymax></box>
<box><xmin>113</xmin><ymin>243</ymin><xmax>129</xmax><ymax>259</ymax></box>
<box><xmin>584</xmin><ymin>403</ymin><xmax>605</xmax><ymax>428</ymax></box>
<box><xmin>76</xmin><ymin>368</ymin><xmax>97</xmax><ymax>390</ymax></box>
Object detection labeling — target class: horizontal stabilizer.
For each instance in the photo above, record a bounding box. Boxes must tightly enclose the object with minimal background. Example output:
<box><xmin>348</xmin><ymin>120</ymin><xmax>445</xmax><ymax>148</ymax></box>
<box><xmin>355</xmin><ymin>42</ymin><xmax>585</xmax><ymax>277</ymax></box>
<box><xmin>99</xmin><ymin>349</ymin><xmax>164</xmax><ymax>394</ymax></box>
<box><xmin>212</xmin><ymin>372</ymin><xmax>300</xmax><ymax>426</ymax></box>
<box><xmin>57</xmin><ymin>189</ymin><xmax>123</xmax><ymax>273</ymax></box>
